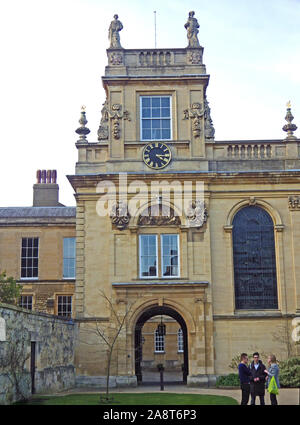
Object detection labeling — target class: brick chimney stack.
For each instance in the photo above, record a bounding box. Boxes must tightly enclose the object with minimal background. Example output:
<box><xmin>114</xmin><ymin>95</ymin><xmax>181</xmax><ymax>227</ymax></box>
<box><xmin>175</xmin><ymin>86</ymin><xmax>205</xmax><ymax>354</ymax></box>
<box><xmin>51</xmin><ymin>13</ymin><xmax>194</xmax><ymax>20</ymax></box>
<box><xmin>33</xmin><ymin>170</ymin><xmax>64</xmax><ymax>207</ymax></box>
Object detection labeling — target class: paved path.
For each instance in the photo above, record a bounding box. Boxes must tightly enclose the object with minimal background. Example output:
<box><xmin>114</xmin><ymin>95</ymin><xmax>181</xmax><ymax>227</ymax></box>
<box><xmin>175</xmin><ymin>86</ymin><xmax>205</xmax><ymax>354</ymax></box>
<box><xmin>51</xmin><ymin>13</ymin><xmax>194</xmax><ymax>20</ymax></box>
<box><xmin>50</xmin><ymin>385</ymin><xmax>300</xmax><ymax>405</ymax></box>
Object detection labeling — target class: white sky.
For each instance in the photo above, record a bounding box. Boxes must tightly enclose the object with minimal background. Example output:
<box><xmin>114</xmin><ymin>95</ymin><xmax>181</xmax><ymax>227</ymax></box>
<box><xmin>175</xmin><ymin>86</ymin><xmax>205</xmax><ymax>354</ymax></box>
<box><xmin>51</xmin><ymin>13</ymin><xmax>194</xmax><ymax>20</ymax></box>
<box><xmin>0</xmin><ymin>0</ymin><xmax>299</xmax><ymax>207</ymax></box>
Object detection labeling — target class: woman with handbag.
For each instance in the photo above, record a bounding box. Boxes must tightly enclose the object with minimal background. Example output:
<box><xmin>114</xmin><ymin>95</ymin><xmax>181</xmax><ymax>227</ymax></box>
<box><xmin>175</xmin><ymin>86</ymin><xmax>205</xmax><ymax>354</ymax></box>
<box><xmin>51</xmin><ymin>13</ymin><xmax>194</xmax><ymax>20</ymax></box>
<box><xmin>264</xmin><ymin>354</ymin><xmax>280</xmax><ymax>405</ymax></box>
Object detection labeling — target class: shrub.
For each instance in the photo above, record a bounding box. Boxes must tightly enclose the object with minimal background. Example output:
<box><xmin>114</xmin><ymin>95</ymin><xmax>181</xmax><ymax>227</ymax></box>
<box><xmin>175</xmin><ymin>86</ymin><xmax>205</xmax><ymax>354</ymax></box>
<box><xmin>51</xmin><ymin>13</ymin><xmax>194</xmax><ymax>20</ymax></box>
<box><xmin>279</xmin><ymin>357</ymin><xmax>300</xmax><ymax>388</ymax></box>
<box><xmin>216</xmin><ymin>373</ymin><xmax>240</xmax><ymax>388</ymax></box>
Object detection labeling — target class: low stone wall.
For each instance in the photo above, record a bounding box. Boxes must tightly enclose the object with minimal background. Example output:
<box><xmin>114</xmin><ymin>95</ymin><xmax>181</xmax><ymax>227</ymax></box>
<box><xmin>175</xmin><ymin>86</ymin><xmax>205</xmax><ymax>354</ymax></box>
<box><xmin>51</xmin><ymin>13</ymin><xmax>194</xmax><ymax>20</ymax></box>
<box><xmin>75</xmin><ymin>375</ymin><xmax>137</xmax><ymax>388</ymax></box>
<box><xmin>0</xmin><ymin>303</ymin><xmax>77</xmax><ymax>405</ymax></box>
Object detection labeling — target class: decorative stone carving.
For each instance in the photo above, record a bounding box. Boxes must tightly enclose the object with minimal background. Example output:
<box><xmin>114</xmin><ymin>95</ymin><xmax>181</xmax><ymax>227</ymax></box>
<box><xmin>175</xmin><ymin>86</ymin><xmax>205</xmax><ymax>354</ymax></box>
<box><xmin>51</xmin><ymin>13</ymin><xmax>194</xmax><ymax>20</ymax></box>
<box><xmin>188</xmin><ymin>50</ymin><xmax>202</xmax><ymax>64</ymax></box>
<box><xmin>184</xmin><ymin>11</ymin><xmax>200</xmax><ymax>48</ymax></box>
<box><xmin>75</xmin><ymin>106</ymin><xmax>90</xmax><ymax>143</ymax></box>
<box><xmin>204</xmin><ymin>96</ymin><xmax>215</xmax><ymax>140</ymax></box>
<box><xmin>107</xmin><ymin>104</ymin><xmax>131</xmax><ymax>140</ymax></box>
<box><xmin>248</xmin><ymin>197</ymin><xmax>257</xmax><ymax>206</ymax></box>
<box><xmin>283</xmin><ymin>101</ymin><xmax>297</xmax><ymax>139</ymax></box>
<box><xmin>97</xmin><ymin>100</ymin><xmax>109</xmax><ymax>141</ymax></box>
<box><xmin>288</xmin><ymin>196</ymin><xmax>300</xmax><ymax>210</ymax></box>
<box><xmin>110</xmin><ymin>201</ymin><xmax>130</xmax><ymax>230</ymax></box>
<box><xmin>138</xmin><ymin>204</ymin><xmax>181</xmax><ymax>226</ymax></box>
<box><xmin>183</xmin><ymin>102</ymin><xmax>204</xmax><ymax>138</ymax></box>
<box><xmin>109</xmin><ymin>52</ymin><xmax>123</xmax><ymax>65</ymax></box>
<box><xmin>108</xmin><ymin>14</ymin><xmax>123</xmax><ymax>49</ymax></box>
<box><xmin>186</xmin><ymin>200</ymin><xmax>208</xmax><ymax>228</ymax></box>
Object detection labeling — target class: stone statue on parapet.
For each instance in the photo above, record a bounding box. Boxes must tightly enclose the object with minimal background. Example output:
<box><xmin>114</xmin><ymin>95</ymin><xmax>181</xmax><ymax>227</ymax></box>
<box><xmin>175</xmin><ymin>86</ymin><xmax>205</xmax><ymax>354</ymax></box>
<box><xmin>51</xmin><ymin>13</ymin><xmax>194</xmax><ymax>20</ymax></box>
<box><xmin>108</xmin><ymin>14</ymin><xmax>123</xmax><ymax>48</ymax></box>
<box><xmin>184</xmin><ymin>11</ymin><xmax>200</xmax><ymax>48</ymax></box>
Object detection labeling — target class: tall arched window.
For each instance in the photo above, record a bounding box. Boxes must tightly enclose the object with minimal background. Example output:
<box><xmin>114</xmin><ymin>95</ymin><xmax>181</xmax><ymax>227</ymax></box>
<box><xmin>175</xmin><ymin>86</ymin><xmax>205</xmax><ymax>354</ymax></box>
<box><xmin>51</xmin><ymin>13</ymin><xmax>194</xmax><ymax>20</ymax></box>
<box><xmin>232</xmin><ymin>206</ymin><xmax>278</xmax><ymax>310</ymax></box>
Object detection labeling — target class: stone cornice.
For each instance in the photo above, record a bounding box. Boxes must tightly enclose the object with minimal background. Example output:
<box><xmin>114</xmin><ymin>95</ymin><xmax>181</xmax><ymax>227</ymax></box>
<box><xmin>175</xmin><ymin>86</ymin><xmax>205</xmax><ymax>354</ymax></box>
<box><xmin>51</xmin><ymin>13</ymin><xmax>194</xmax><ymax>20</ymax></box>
<box><xmin>67</xmin><ymin>170</ymin><xmax>300</xmax><ymax>190</ymax></box>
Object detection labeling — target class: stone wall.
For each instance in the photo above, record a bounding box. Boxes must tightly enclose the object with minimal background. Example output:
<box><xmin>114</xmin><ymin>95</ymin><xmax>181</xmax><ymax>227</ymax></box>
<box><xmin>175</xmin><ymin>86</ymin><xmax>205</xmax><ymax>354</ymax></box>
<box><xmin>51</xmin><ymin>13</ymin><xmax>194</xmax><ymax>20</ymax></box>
<box><xmin>0</xmin><ymin>302</ymin><xmax>77</xmax><ymax>405</ymax></box>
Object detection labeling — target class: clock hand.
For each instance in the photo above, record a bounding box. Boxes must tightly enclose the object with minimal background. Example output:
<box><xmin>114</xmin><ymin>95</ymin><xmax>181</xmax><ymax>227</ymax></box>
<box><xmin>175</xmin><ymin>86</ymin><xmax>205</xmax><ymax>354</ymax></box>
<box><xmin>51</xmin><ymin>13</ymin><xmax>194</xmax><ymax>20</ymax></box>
<box><xmin>156</xmin><ymin>154</ymin><xmax>166</xmax><ymax>159</ymax></box>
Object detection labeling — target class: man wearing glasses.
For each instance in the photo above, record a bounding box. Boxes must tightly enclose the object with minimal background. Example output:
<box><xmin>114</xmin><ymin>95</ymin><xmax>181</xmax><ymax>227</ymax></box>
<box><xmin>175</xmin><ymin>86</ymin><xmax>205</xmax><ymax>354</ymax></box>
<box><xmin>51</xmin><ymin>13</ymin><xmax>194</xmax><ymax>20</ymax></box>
<box><xmin>249</xmin><ymin>352</ymin><xmax>268</xmax><ymax>405</ymax></box>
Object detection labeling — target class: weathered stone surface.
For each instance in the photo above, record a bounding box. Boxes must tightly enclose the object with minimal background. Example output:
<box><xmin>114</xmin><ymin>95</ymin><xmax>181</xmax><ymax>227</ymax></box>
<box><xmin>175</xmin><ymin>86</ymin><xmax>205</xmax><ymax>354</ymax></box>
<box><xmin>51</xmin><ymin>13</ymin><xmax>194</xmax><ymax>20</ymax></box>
<box><xmin>0</xmin><ymin>303</ymin><xmax>77</xmax><ymax>405</ymax></box>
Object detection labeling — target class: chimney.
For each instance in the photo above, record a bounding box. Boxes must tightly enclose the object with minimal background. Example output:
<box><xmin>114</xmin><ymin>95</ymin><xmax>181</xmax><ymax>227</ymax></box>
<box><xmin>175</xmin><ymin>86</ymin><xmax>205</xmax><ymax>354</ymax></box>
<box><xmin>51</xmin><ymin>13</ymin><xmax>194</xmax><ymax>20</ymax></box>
<box><xmin>33</xmin><ymin>170</ymin><xmax>64</xmax><ymax>207</ymax></box>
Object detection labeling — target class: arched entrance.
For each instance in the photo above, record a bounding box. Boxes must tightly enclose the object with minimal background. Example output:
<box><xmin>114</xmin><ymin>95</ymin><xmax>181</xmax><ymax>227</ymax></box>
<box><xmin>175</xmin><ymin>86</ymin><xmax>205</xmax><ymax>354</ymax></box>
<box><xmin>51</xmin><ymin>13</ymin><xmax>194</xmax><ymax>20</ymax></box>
<box><xmin>134</xmin><ymin>306</ymin><xmax>188</xmax><ymax>385</ymax></box>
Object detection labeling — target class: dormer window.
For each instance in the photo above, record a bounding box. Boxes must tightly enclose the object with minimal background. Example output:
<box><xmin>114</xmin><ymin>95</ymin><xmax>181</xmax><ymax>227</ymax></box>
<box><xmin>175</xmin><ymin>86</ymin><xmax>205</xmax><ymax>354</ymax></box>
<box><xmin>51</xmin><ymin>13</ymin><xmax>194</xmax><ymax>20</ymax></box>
<box><xmin>140</xmin><ymin>96</ymin><xmax>171</xmax><ymax>141</ymax></box>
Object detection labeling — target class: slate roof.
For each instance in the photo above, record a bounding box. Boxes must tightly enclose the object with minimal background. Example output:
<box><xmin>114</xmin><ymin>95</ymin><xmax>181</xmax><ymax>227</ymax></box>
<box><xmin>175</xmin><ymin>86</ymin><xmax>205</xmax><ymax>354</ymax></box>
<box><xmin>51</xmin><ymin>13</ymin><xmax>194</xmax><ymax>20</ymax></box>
<box><xmin>0</xmin><ymin>207</ymin><xmax>76</xmax><ymax>218</ymax></box>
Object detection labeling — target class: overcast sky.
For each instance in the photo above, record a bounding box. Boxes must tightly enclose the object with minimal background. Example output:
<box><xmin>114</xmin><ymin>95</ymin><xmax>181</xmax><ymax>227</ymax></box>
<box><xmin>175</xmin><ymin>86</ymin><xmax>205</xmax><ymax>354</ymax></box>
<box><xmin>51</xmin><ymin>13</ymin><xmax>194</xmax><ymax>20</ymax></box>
<box><xmin>1</xmin><ymin>0</ymin><xmax>299</xmax><ymax>207</ymax></box>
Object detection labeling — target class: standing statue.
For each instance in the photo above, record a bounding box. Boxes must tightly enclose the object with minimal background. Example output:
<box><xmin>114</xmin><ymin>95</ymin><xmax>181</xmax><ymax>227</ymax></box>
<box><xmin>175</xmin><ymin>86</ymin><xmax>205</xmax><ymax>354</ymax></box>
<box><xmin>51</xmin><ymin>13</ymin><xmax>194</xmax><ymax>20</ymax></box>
<box><xmin>184</xmin><ymin>11</ymin><xmax>200</xmax><ymax>48</ymax></box>
<box><xmin>108</xmin><ymin>14</ymin><xmax>123</xmax><ymax>48</ymax></box>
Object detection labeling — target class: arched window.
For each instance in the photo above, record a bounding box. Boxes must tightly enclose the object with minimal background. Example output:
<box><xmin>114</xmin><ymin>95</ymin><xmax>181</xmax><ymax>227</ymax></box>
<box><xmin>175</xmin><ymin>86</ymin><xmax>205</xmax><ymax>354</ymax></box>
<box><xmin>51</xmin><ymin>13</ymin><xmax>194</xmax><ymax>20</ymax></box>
<box><xmin>232</xmin><ymin>206</ymin><xmax>278</xmax><ymax>310</ymax></box>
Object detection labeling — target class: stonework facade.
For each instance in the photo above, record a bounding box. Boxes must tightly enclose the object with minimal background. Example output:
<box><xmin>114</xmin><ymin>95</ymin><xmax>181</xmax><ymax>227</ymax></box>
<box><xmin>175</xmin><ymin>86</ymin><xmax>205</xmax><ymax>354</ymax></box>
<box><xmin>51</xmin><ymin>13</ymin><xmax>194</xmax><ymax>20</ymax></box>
<box><xmin>1</xmin><ymin>13</ymin><xmax>300</xmax><ymax>390</ymax></box>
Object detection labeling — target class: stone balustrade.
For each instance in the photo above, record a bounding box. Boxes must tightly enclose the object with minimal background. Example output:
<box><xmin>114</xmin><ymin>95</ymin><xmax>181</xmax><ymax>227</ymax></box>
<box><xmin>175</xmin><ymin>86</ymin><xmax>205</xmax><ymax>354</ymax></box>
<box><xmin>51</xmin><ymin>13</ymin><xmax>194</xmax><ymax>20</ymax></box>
<box><xmin>227</xmin><ymin>143</ymin><xmax>273</xmax><ymax>159</ymax></box>
<box><xmin>138</xmin><ymin>50</ymin><xmax>173</xmax><ymax>66</ymax></box>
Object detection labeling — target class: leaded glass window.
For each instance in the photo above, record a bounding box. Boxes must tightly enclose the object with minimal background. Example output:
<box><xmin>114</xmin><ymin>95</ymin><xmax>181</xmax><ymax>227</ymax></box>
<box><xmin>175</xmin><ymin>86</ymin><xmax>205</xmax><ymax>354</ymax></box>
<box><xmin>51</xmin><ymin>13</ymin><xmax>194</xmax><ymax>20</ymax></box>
<box><xmin>232</xmin><ymin>206</ymin><xmax>278</xmax><ymax>310</ymax></box>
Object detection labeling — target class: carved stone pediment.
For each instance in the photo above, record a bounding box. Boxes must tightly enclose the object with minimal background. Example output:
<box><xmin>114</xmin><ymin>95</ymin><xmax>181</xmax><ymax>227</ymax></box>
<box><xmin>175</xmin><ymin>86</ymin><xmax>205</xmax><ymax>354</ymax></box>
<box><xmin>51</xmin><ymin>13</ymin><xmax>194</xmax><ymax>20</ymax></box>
<box><xmin>138</xmin><ymin>204</ymin><xmax>181</xmax><ymax>226</ymax></box>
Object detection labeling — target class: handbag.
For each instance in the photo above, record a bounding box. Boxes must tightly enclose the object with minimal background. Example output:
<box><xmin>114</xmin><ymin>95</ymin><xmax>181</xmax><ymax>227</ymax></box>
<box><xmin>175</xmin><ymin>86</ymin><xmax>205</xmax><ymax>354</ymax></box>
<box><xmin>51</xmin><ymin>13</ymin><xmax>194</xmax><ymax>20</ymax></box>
<box><xmin>268</xmin><ymin>376</ymin><xmax>279</xmax><ymax>395</ymax></box>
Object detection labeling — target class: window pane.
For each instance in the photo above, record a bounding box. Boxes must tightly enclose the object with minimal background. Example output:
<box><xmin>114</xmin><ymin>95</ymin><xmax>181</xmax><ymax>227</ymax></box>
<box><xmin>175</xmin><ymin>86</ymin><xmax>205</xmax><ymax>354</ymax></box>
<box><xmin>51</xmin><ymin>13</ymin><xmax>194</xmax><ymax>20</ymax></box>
<box><xmin>161</xmin><ymin>97</ymin><xmax>170</xmax><ymax>107</ymax></box>
<box><xmin>140</xmin><ymin>235</ymin><xmax>157</xmax><ymax>277</ymax></box>
<box><xmin>151</xmin><ymin>98</ymin><xmax>160</xmax><ymax>107</ymax></box>
<box><xmin>152</xmin><ymin>129</ymin><xmax>161</xmax><ymax>139</ymax></box>
<box><xmin>161</xmin><ymin>235</ymin><xmax>179</xmax><ymax>277</ymax></box>
<box><xmin>142</xmin><ymin>119</ymin><xmax>151</xmax><ymax>128</ymax></box>
<box><xmin>152</xmin><ymin>108</ymin><xmax>160</xmax><ymax>118</ymax></box>
<box><xmin>162</xmin><ymin>129</ymin><xmax>170</xmax><ymax>139</ymax></box>
<box><xmin>142</xmin><ymin>108</ymin><xmax>151</xmax><ymax>118</ymax></box>
<box><xmin>142</xmin><ymin>129</ymin><xmax>151</xmax><ymax>139</ymax></box>
<box><xmin>161</xmin><ymin>108</ymin><xmax>170</xmax><ymax>117</ymax></box>
<box><xmin>142</xmin><ymin>97</ymin><xmax>150</xmax><ymax>107</ymax></box>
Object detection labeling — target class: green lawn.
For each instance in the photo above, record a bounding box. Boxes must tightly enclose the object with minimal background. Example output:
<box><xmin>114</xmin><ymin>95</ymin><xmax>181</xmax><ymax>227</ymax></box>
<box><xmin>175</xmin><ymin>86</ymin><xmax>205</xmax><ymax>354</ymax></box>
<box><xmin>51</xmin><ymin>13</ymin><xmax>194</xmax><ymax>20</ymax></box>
<box><xmin>18</xmin><ymin>393</ymin><xmax>238</xmax><ymax>405</ymax></box>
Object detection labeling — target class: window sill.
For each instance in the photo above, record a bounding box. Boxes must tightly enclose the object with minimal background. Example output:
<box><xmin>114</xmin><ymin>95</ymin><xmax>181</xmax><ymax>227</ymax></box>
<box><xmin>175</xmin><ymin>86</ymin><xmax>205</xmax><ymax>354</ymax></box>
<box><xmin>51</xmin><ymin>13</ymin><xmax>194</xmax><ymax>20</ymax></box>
<box><xmin>20</xmin><ymin>278</ymin><xmax>39</xmax><ymax>281</ymax></box>
<box><xmin>154</xmin><ymin>351</ymin><xmax>165</xmax><ymax>354</ymax></box>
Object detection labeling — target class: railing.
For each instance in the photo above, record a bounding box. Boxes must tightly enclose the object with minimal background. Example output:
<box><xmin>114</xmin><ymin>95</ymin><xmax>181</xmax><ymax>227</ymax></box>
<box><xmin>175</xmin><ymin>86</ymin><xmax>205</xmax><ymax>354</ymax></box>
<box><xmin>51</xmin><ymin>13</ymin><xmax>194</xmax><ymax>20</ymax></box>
<box><xmin>139</xmin><ymin>51</ymin><xmax>173</xmax><ymax>66</ymax></box>
<box><xmin>227</xmin><ymin>143</ymin><xmax>273</xmax><ymax>159</ymax></box>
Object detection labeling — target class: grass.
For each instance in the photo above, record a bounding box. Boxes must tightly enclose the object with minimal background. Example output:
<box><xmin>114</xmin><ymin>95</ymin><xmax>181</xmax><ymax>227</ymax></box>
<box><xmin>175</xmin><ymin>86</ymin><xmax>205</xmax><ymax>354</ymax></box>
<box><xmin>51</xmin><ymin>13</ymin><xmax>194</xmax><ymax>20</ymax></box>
<box><xmin>17</xmin><ymin>393</ymin><xmax>238</xmax><ymax>405</ymax></box>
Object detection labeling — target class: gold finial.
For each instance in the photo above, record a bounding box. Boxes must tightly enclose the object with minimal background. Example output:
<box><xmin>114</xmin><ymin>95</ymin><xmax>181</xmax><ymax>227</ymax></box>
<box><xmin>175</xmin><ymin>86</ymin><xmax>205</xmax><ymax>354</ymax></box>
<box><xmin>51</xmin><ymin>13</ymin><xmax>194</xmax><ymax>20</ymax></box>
<box><xmin>286</xmin><ymin>100</ymin><xmax>291</xmax><ymax>109</ymax></box>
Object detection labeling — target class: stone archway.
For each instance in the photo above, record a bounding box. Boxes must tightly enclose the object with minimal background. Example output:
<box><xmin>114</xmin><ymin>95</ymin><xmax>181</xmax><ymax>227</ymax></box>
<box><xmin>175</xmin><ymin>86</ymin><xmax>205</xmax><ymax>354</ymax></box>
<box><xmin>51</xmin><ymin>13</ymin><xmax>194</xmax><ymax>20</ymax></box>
<box><xmin>134</xmin><ymin>305</ymin><xmax>188</xmax><ymax>385</ymax></box>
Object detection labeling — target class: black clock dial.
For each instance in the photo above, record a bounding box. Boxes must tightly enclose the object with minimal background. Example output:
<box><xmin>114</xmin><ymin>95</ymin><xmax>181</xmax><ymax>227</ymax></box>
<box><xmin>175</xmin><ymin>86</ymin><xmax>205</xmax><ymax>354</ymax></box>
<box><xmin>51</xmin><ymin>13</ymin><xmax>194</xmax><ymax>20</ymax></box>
<box><xmin>142</xmin><ymin>142</ymin><xmax>171</xmax><ymax>169</ymax></box>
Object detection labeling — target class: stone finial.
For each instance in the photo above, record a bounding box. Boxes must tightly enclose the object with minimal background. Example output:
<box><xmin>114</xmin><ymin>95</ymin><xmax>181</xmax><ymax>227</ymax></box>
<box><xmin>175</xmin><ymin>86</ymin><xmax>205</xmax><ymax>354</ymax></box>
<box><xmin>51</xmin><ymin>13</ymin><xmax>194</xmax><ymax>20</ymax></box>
<box><xmin>108</xmin><ymin>14</ymin><xmax>123</xmax><ymax>49</ymax></box>
<box><xmin>282</xmin><ymin>101</ymin><xmax>297</xmax><ymax>140</ymax></box>
<box><xmin>75</xmin><ymin>106</ymin><xmax>90</xmax><ymax>143</ymax></box>
<box><xmin>184</xmin><ymin>11</ymin><xmax>200</xmax><ymax>48</ymax></box>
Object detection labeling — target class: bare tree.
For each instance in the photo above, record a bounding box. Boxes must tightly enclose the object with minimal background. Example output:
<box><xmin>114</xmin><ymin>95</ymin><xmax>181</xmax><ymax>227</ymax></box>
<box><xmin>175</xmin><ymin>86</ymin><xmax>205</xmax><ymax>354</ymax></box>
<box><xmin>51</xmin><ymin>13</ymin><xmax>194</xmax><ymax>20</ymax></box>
<box><xmin>271</xmin><ymin>318</ymin><xmax>297</xmax><ymax>360</ymax></box>
<box><xmin>81</xmin><ymin>290</ymin><xmax>138</xmax><ymax>402</ymax></box>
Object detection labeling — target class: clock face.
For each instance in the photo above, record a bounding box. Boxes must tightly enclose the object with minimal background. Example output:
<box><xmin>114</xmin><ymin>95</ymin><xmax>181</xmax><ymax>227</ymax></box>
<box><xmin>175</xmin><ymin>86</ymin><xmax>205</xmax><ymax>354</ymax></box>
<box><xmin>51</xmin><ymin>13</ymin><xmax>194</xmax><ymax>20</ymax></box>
<box><xmin>142</xmin><ymin>142</ymin><xmax>171</xmax><ymax>169</ymax></box>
